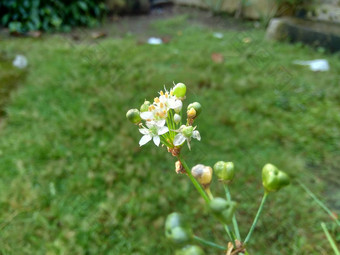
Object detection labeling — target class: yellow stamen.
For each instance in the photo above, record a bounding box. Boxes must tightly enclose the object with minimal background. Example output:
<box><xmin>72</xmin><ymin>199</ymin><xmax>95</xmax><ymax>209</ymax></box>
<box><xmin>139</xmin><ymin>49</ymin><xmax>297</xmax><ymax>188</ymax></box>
<box><xmin>154</xmin><ymin>97</ymin><xmax>160</xmax><ymax>103</ymax></box>
<box><xmin>160</xmin><ymin>102</ymin><xmax>164</xmax><ymax>108</ymax></box>
<box><xmin>165</xmin><ymin>92</ymin><xmax>168</xmax><ymax>98</ymax></box>
<box><xmin>160</xmin><ymin>91</ymin><xmax>164</xmax><ymax>96</ymax></box>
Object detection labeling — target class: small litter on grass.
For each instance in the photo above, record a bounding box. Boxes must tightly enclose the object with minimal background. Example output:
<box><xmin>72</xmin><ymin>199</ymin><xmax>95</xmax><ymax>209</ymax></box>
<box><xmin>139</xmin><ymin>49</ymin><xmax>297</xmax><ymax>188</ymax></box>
<box><xmin>12</xmin><ymin>55</ymin><xmax>28</xmax><ymax>69</ymax></box>
<box><xmin>213</xmin><ymin>32</ymin><xmax>223</xmax><ymax>39</ymax></box>
<box><xmin>211</xmin><ymin>53</ymin><xmax>224</xmax><ymax>63</ymax></box>
<box><xmin>293</xmin><ymin>59</ymin><xmax>329</xmax><ymax>72</ymax></box>
<box><xmin>148</xmin><ymin>37</ymin><xmax>163</xmax><ymax>45</ymax></box>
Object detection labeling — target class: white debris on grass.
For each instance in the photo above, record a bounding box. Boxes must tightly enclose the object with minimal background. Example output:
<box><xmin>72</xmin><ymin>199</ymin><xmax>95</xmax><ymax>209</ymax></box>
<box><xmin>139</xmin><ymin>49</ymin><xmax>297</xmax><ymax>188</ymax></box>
<box><xmin>213</xmin><ymin>32</ymin><xmax>223</xmax><ymax>39</ymax></box>
<box><xmin>293</xmin><ymin>59</ymin><xmax>330</xmax><ymax>72</ymax></box>
<box><xmin>13</xmin><ymin>55</ymin><xmax>28</xmax><ymax>69</ymax></box>
<box><xmin>147</xmin><ymin>37</ymin><xmax>163</xmax><ymax>45</ymax></box>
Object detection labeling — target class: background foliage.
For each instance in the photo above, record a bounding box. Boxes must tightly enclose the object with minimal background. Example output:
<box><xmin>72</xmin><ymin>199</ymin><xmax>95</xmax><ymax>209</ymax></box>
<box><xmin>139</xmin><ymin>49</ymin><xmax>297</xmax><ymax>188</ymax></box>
<box><xmin>0</xmin><ymin>0</ymin><xmax>106</xmax><ymax>33</ymax></box>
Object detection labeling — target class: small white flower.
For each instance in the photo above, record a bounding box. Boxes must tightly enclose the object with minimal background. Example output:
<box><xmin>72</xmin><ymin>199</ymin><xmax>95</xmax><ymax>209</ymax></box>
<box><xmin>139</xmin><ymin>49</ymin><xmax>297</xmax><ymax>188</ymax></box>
<box><xmin>139</xmin><ymin>121</ymin><xmax>169</xmax><ymax>147</ymax></box>
<box><xmin>173</xmin><ymin>125</ymin><xmax>201</xmax><ymax>150</ymax></box>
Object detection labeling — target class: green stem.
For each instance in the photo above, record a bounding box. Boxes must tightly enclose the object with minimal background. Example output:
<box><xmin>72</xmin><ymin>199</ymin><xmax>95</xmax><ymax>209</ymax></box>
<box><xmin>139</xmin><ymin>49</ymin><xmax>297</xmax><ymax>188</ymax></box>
<box><xmin>321</xmin><ymin>222</ymin><xmax>340</xmax><ymax>255</ymax></box>
<box><xmin>179</xmin><ymin>155</ymin><xmax>210</xmax><ymax>204</ymax></box>
<box><xmin>244</xmin><ymin>192</ymin><xmax>268</xmax><ymax>244</ymax></box>
<box><xmin>224</xmin><ymin>185</ymin><xmax>241</xmax><ymax>241</ymax></box>
<box><xmin>205</xmin><ymin>187</ymin><xmax>214</xmax><ymax>200</ymax></box>
<box><xmin>193</xmin><ymin>235</ymin><xmax>227</xmax><ymax>250</ymax></box>
<box><xmin>298</xmin><ymin>181</ymin><xmax>340</xmax><ymax>227</ymax></box>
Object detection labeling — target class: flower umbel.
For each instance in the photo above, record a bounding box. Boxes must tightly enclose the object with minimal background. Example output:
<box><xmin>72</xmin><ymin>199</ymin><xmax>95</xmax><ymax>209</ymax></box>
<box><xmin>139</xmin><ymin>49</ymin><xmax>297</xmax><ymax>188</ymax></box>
<box><xmin>127</xmin><ymin>82</ymin><xmax>202</xmax><ymax>152</ymax></box>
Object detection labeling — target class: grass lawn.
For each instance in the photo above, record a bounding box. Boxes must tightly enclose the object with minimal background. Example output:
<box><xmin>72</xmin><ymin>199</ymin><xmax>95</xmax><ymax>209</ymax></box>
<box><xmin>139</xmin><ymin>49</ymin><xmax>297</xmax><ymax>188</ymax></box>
<box><xmin>0</xmin><ymin>13</ymin><xmax>339</xmax><ymax>254</ymax></box>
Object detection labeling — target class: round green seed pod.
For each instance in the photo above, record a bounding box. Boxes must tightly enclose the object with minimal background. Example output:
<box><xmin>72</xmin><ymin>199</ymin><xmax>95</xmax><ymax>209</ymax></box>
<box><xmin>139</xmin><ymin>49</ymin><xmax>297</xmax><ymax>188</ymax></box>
<box><xmin>167</xmin><ymin>226</ymin><xmax>192</xmax><ymax>245</ymax></box>
<box><xmin>209</xmin><ymin>197</ymin><xmax>237</xmax><ymax>225</ymax></box>
<box><xmin>262</xmin><ymin>164</ymin><xmax>290</xmax><ymax>192</ymax></box>
<box><xmin>126</xmin><ymin>109</ymin><xmax>141</xmax><ymax>124</ymax></box>
<box><xmin>187</xmin><ymin>102</ymin><xmax>202</xmax><ymax>117</ymax></box>
<box><xmin>175</xmin><ymin>245</ymin><xmax>205</xmax><ymax>255</ymax></box>
<box><xmin>165</xmin><ymin>212</ymin><xmax>183</xmax><ymax>237</ymax></box>
<box><xmin>173</xmin><ymin>83</ymin><xmax>187</xmax><ymax>98</ymax></box>
<box><xmin>213</xmin><ymin>161</ymin><xmax>235</xmax><ymax>182</ymax></box>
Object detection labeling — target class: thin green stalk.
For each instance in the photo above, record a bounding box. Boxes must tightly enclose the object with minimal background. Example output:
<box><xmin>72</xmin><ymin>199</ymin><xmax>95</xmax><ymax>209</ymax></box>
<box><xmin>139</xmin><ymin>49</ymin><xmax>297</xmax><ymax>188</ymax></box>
<box><xmin>244</xmin><ymin>192</ymin><xmax>268</xmax><ymax>244</ymax></box>
<box><xmin>298</xmin><ymin>181</ymin><xmax>340</xmax><ymax>227</ymax></box>
<box><xmin>223</xmin><ymin>225</ymin><xmax>234</xmax><ymax>245</ymax></box>
<box><xmin>224</xmin><ymin>185</ymin><xmax>241</xmax><ymax>241</ymax></box>
<box><xmin>193</xmin><ymin>235</ymin><xmax>227</xmax><ymax>250</ymax></box>
<box><xmin>205</xmin><ymin>187</ymin><xmax>214</xmax><ymax>200</ymax></box>
<box><xmin>179</xmin><ymin>156</ymin><xmax>210</xmax><ymax>204</ymax></box>
<box><xmin>321</xmin><ymin>222</ymin><xmax>340</xmax><ymax>255</ymax></box>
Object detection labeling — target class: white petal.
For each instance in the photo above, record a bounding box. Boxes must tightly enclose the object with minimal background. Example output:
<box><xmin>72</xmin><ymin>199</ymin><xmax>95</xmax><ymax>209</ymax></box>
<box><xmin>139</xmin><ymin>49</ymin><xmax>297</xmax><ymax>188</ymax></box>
<box><xmin>155</xmin><ymin>119</ymin><xmax>166</xmax><ymax>127</ymax></box>
<box><xmin>139</xmin><ymin>128</ymin><xmax>149</xmax><ymax>135</ymax></box>
<box><xmin>140</xmin><ymin>111</ymin><xmax>154</xmax><ymax>120</ymax></box>
<box><xmin>158</xmin><ymin>126</ymin><xmax>169</xmax><ymax>135</ymax></box>
<box><xmin>173</xmin><ymin>100</ymin><xmax>182</xmax><ymax>113</ymax></box>
<box><xmin>173</xmin><ymin>134</ymin><xmax>186</xmax><ymax>146</ymax></box>
<box><xmin>192</xmin><ymin>130</ymin><xmax>201</xmax><ymax>141</ymax></box>
<box><xmin>153</xmin><ymin>136</ymin><xmax>160</xmax><ymax>146</ymax></box>
<box><xmin>139</xmin><ymin>134</ymin><xmax>152</xmax><ymax>146</ymax></box>
<box><xmin>168</xmin><ymin>98</ymin><xmax>181</xmax><ymax>109</ymax></box>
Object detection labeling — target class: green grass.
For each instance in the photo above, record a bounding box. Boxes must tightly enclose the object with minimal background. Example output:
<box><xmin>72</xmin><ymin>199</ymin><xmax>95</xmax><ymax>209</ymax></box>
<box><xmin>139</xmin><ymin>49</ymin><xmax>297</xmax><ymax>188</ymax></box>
<box><xmin>0</xmin><ymin>15</ymin><xmax>339</xmax><ymax>254</ymax></box>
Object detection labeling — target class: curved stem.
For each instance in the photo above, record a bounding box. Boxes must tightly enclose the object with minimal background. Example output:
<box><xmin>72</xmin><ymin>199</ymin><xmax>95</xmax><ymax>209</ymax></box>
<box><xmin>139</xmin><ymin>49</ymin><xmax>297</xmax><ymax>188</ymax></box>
<box><xmin>244</xmin><ymin>192</ymin><xmax>268</xmax><ymax>244</ymax></box>
<box><xmin>224</xmin><ymin>185</ymin><xmax>241</xmax><ymax>241</ymax></box>
<box><xmin>193</xmin><ymin>235</ymin><xmax>227</xmax><ymax>250</ymax></box>
<box><xmin>178</xmin><ymin>155</ymin><xmax>210</xmax><ymax>204</ymax></box>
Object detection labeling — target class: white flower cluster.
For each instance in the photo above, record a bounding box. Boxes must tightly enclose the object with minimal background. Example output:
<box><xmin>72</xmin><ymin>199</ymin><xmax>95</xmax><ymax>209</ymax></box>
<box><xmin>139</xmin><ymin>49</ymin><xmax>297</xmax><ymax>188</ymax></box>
<box><xmin>126</xmin><ymin>83</ymin><xmax>201</xmax><ymax>150</ymax></box>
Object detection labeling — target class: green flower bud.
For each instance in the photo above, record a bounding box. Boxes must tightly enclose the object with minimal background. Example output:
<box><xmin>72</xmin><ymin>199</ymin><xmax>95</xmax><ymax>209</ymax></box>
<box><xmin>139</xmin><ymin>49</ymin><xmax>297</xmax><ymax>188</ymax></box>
<box><xmin>173</xmin><ymin>83</ymin><xmax>187</xmax><ymax>98</ymax></box>
<box><xmin>126</xmin><ymin>109</ymin><xmax>141</xmax><ymax>124</ymax></box>
<box><xmin>140</xmin><ymin>101</ymin><xmax>151</xmax><ymax>112</ymax></box>
<box><xmin>175</xmin><ymin>245</ymin><xmax>205</xmax><ymax>255</ymax></box>
<box><xmin>213</xmin><ymin>161</ymin><xmax>235</xmax><ymax>182</ymax></box>
<box><xmin>182</xmin><ymin>126</ymin><xmax>194</xmax><ymax>138</ymax></box>
<box><xmin>187</xmin><ymin>102</ymin><xmax>202</xmax><ymax>117</ymax></box>
<box><xmin>191</xmin><ymin>164</ymin><xmax>212</xmax><ymax>188</ymax></box>
<box><xmin>262</xmin><ymin>164</ymin><xmax>290</xmax><ymax>192</ymax></box>
<box><xmin>209</xmin><ymin>197</ymin><xmax>236</xmax><ymax>225</ymax></box>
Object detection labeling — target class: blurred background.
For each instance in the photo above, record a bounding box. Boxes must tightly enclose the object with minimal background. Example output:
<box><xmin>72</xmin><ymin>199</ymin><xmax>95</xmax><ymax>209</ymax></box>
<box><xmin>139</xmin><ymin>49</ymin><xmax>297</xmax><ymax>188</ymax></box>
<box><xmin>0</xmin><ymin>0</ymin><xmax>339</xmax><ymax>254</ymax></box>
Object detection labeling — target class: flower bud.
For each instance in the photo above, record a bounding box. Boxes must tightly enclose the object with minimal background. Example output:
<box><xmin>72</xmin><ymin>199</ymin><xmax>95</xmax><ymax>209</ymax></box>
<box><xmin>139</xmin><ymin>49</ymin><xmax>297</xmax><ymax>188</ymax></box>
<box><xmin>126</xmin><ymin>109</ymin><xmax>141</xmax><ymax>124</ymax></box>
<box><xmin>175</xmin><ymin>245</ymin><xmax>205</xmax><ymax>255</ymax></box>
<box><xmin>168</xmin><ymin>227</ymin><xmax>192</xmax><ymax>245</ymax></box>
<box><xmin>187</xmin><ymin>102</ymin><xmax>202</xmax><ymax>117</ymax></box>
<box><xmin>173</xmin><ymin>83</ymin><xmax>186</xmax><ymax>98</ymax></box>
<box><xmin>191</xmin><ymin>164</ymin><xmax>212</xmax><ymax>188</ymax></box>
<box><xmin>209</xmin><ymin>197</ymin><xmax>236</xmax><ymax>225</ymax></box>
<box><xmin>187</xmin><ymin>108</ymin><xmax>196</xmax><ymax>119</ymax></box>
<box><xmin>213</xmin><ymin>161</ymin><xmax>235</xmax><ymax>182</ymax></box>
<box><xmin>262</xmin><ymin>164</ymin><xmax>290</xmax><ymax>192</ymax></box>
<box><xmin>140</xmin><ymin>101</ymin><xmax>151</xmax><ymax>112</ymax></box>
<box><xmin>174</xmin><ymin>100</ymin><xmax>183</xmax><ymax>113</ymax></box>
<box><xmin>182</xmin><ymin>126</ymin><xmax>194</xmax><ymax>138</ymax></box>
<box><xmin>174</xmin><ymin>113</ymin><xmax>181</xmax><ymax>124</ymax></box>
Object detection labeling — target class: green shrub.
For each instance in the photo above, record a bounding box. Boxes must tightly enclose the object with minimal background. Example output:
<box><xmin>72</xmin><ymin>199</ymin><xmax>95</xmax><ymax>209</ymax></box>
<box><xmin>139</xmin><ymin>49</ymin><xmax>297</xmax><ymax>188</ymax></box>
<box><xmin>0</xmin><ymin>0</ymin><xmax>106</xmax><ymax>33</ymax></box>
